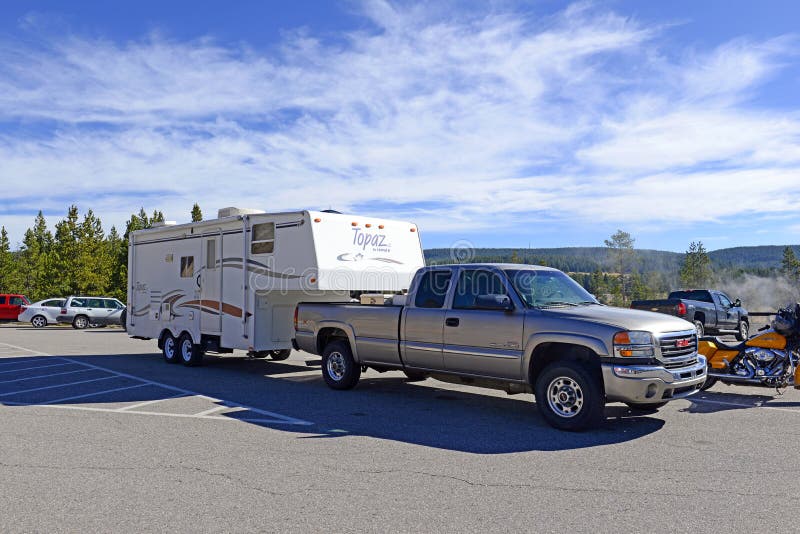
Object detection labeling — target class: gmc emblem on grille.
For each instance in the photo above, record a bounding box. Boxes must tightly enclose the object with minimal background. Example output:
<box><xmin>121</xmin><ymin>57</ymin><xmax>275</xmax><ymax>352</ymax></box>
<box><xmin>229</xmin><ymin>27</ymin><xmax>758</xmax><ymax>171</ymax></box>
<box><xmin>675</xmin><ymin>338</ymin><xmax>690</xmax><ymax>348</ymax></box>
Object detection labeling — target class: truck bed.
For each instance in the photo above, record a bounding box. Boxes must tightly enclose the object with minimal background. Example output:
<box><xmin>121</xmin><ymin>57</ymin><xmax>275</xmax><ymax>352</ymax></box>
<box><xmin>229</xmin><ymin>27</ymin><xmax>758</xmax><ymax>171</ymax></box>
<box><xmin>630</xmin><ymin>299</ymin><xmax>683</xmax><ymax>315</ymax></box>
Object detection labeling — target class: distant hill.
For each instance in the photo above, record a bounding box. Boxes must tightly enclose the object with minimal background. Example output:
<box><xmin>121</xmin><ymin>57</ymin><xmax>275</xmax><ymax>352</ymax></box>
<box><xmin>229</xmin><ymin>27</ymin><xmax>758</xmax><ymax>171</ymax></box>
<box><xmin>424</xmin><ymin>245</ymin><xmax>800</xmax><ymax>273</ymax></box>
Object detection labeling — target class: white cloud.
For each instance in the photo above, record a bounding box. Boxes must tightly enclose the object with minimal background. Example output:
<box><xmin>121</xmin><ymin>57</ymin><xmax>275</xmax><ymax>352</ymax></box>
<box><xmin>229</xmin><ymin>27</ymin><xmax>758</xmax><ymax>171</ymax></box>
<box><xmin>0</xmin><ymin>1</ymin><xmax>798</xmax><ymax>246</ymax></box>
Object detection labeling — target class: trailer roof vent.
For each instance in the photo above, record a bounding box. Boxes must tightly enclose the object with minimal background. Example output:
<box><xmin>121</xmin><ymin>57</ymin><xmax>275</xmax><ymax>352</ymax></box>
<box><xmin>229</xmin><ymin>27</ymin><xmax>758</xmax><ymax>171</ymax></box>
<box><xmin>217</xmin><ymin>207</ymin><xmax>266</xmax><ymax>219</ymax></box>
<box><xmin>151</xmin><ymin>221</ymin><xmax>177</xmax><ymax>228</ymax></box>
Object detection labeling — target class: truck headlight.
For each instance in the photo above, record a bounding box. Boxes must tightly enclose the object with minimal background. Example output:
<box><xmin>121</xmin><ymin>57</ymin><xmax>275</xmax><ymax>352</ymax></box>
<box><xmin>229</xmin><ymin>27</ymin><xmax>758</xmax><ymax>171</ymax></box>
<box><xmin>613</xmin><ymin>331</ymin><xmax>655</xmax><ymax>358</ymax></box>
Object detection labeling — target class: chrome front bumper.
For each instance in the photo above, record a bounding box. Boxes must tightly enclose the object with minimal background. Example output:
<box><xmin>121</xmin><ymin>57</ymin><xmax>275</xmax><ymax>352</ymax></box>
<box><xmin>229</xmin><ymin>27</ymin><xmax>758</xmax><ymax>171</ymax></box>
<box><xmin>602</xmin><ymin>356</ymin><xmax>707</xmax><ymax>404</ymax></box>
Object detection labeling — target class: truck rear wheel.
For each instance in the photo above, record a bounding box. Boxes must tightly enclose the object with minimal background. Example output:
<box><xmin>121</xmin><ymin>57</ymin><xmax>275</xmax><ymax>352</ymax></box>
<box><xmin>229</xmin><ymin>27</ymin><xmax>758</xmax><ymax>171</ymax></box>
<box><xmin>178</xmin><ymin>333</ymin><xmax>204</xmax><ymax>367</ymax></box>
<box><xmin>403</xmin><ymin>370</ymin><xmax>427</xmax><ymax>382</ymax></box>
<box><xmin>693</xmin><ymin>320</ymin><xmax>704</xmax><ymax>337</ymax></box>
<box><xmin>322</xmin><ymin>340</ymin><xmax>360</xmax><ymax>390</ymax></box>
<box><xmin>534</xmin><ymin>360</ymin><xmax>604</xmax><ymax>431</ymax></box>
<box><xmin>735</xmin><ymin>320</ymin><xmax>749</xmax><ymax>341</ymax></box>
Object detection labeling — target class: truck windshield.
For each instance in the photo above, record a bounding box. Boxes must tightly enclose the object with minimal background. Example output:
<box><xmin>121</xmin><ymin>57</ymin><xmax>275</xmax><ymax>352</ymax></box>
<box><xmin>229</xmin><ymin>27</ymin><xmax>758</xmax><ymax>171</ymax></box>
<box><xmin>504</xmin><ymin>269</ymin><xmax>598</xmax><ymax>309</ymax></box>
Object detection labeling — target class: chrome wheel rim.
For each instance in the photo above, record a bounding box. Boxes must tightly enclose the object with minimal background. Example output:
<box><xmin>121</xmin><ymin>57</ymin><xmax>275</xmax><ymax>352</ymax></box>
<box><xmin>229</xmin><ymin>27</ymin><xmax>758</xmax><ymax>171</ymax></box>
<box><xmin>695</xmin><ymin>323</ymin><xmax>703</xmax><ymax>336</ymax></box>
<box><xmin>547</xmin><ymin>376</ymin><xmax>584</xmax><ymax>418</ymax></box>
<box><xmin>76</xmin><ymin>317</ymin><xmax>87</xmax><ymax>328</ymax></box>
<box><xmin>327</xmin><ymin>351</ymin><xmax>346</xmax><ymax>381</ymax></box>
<box><xmin>740</xmin><ymin>323</ymin><xmax>748</xmax><ymax>339</ymax></box>
<box><xmin>32</xmin><ymin>316</ymin><xmax>46</xmax><ymax>328</ymax></box>
<box><xmin>164</xmin><ymin>337</ymin><xmax>175</xmax><ymax>359</ymax></box>
<box><xmin>181</xmin><ymin>339</ymin><xmax>193</xmax><ymax>361</ymax></box>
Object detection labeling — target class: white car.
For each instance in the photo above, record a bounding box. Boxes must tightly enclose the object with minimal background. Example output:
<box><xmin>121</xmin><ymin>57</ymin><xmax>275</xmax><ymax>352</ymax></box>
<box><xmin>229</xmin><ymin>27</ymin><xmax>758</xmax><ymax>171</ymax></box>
<box><xmin>18</xmin><ymin>298</ymin><xmax>66</xmax><ymax>328</ymax></box>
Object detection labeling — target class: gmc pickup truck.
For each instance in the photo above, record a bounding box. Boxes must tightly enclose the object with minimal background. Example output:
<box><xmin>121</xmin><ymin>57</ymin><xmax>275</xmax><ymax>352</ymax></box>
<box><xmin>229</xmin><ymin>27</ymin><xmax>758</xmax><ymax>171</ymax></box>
<box><xmin>294</xmin><ymin>264</ymin><xmax>707</xmax><ymax>431</ymax></box>
<box><xmin>631</xmin><ymin>289</ymin><xmax>749</xmax><ymax>340</ymax></box>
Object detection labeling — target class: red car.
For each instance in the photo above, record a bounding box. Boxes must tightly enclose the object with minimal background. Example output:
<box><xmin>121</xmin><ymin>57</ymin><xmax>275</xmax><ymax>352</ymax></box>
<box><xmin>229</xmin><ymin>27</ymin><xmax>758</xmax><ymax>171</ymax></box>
<box><xmin>0</xmin><ymin>294</ymin><xmax>30</xmax><ymax>320</ymax></box>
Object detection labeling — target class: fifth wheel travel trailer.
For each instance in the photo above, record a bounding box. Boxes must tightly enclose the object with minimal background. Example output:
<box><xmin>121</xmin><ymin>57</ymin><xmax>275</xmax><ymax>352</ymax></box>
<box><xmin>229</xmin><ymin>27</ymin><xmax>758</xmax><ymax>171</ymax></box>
<box><xmin>126</xmin><ymin>208</ymin><xmax>425</xmax><ymax>366</ymax></box>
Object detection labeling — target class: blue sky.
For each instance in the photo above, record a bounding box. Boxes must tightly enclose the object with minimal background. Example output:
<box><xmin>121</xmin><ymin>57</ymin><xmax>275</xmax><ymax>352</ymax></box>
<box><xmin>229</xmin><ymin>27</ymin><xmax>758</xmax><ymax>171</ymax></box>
<box><xmin>1</xmin><ymin>0</ymin><xmax>799</xmax><ymax>252</ymax></box>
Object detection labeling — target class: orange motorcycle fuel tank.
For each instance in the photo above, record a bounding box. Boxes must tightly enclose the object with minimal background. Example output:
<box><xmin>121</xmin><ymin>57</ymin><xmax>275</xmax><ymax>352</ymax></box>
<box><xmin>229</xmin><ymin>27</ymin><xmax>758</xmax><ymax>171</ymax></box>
<box><xmin>745</xmin><ymin>331</ymin><xmax>787</xmax><ymax>350</ymax></box>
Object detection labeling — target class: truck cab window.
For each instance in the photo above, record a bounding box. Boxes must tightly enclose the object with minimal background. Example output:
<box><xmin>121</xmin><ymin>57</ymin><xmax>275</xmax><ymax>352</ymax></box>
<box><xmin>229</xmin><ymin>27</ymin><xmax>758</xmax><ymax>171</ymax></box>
<box><xmin>718</xmin><ymin>294</ymin><xmax>732</xmax><ymax>308</ymax></box>
<box><xmin>251</xmin><ymin>222</ymin><xmax>275</xmax><ymax>254</ymax></box>
<box><xmin>180</xmin><ymin>256</ymin><xmax>194</xmax><ymax>278</ymax></box>
<box><xmin>453</xmin><ymin>270</ymin><xmax>507</xmax><ymax>310</ymax></box>
<box><xmin>414</xmin><ymin>271</ymin><xmax>451</xmax><ymax>308</ymax></box>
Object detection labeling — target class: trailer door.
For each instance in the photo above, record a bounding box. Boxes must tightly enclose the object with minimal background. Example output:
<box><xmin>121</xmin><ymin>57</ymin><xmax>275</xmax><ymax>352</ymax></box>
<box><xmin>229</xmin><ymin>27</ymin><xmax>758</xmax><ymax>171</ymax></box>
<box><xmin>201</xmin><ymin>236</ymin><xmax>222</xmax><ymax>333</ymax></box>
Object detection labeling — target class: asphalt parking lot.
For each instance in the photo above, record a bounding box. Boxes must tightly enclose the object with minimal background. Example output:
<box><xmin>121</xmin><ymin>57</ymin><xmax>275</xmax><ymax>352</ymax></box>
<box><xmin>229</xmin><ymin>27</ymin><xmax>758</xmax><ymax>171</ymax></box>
<box><xmin>1</xmin><ymin>325</ymin><xmax>799</xmax><ymax>533</ymax></box>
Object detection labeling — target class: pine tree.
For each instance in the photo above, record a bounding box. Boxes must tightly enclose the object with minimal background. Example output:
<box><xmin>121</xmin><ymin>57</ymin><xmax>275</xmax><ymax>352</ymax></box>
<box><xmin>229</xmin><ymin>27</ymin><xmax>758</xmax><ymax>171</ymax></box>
<box><xmin>53</xmin><ymin>206</ymin><xmax>81</xmax><ymax>296</ymax></box>
<box><xmin>0</xmin><ymin>226</ymin><xmax>15</xmax><ymax>291</ymax></box>
<box><xmin>17</xmin><ymin>212</ymin><xmax>56</xmax><ymax>300</ymax></box>
<box><xmin>604</xmin><ymin>230</ymin><xmax>637</xmax><ymax>305</ymax></box>
<box><xmin>781</xmin><ymin>246</ymin><xmax>800</xmax><ymax>284</ymax></box>
<box><xmin>75</xmin><ymin>209</ymin><xmax>110</xmax><ymax>295</ymax></box>
<box><xmin>191</xmin><ymin>203</ymin><xmax>203</xmax><ymax>222</ymax></box>
<box><xmin>679</xmin><ymin>241</ymin><xmax>712</xmax><ymax>287</ymax></box>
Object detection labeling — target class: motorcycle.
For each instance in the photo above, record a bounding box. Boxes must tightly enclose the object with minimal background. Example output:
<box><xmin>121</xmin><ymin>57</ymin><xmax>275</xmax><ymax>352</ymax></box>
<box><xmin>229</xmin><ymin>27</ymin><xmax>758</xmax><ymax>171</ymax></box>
<box><xmin>698</xmin><ymin>303</ymin><xmax>800</xmax><ymax>391</ymax></box>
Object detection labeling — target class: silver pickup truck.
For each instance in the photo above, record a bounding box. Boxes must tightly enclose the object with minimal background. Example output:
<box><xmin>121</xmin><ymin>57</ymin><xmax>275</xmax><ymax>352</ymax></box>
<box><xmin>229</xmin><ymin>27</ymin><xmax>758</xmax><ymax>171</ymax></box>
<box><xmin>294</xmin><ymin>264</ymin><xmax>707</xmax><ymax>431</ymax></box>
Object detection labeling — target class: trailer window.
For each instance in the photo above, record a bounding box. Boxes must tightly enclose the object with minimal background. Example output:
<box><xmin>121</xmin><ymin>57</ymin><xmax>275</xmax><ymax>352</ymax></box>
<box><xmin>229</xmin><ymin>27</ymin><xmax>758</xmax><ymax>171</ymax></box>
<box><xmin>180</xmin><ymin>256</ymin><xmax>194</xmax><ymax>278</ymax></box>
<box><xmin>206</xmin><ymin>240</ymin><xmax>216</xmax><ymax>270</ymax></box>
<box><xmin>251</xmin><ymin>222</ymin><xmax>275</xmax><ymax>254</ymax></box>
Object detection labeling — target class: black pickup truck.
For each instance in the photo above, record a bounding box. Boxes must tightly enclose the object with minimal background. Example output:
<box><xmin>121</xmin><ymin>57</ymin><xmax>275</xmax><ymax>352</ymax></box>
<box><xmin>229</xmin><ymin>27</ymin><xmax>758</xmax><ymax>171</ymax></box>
<box><xmin>631</xmin><ymin>289</ymin><xmax>749</xmax><ymax>340</ymax></box>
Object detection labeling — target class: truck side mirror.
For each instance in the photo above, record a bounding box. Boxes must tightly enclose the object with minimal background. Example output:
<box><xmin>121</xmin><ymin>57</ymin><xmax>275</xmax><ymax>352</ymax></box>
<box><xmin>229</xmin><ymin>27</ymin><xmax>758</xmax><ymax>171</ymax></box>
<box><xmin>734</xmin><ymin>298</ymin><xmax>741</xmax><ymax>308</ymax></box>
<box><xmin>475</xmin><ymin>294</ymin><xmax>513</xmax><ymax>311</ymax></box>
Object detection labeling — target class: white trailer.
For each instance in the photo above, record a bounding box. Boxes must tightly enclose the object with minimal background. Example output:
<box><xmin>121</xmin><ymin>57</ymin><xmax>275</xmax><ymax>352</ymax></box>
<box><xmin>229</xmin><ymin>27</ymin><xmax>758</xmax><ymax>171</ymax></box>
<box><xmin>126</xmin><ymin>208</ymin><xmax>425</xmax><ymax>365</ymax></box>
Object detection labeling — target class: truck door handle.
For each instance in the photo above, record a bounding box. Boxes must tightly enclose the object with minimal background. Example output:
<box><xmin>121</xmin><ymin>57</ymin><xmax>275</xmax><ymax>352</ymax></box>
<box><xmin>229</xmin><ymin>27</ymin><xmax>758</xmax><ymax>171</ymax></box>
<box><xmin>445</xmin><ymin>318</ymin><xmax>460</xmax><ymax>327</ymax></box>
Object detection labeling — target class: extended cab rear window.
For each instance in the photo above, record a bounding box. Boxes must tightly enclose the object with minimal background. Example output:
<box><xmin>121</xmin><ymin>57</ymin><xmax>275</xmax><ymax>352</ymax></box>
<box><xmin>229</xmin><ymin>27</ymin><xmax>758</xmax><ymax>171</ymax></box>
<box><xmin>414</xmin><ymin>271</ymin><xmax>451</xmax><ymax>308</ymax></box>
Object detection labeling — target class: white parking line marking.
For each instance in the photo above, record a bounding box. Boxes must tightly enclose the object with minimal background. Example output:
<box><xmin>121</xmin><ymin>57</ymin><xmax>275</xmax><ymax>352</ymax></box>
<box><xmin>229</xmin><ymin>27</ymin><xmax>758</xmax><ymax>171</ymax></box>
<box><xmin>4</xmin><ymin>403</ymin><xmax>311</xmax><ymax>425</ymax></box>
<box><xmin>43</xmin><ymin>383</ymin><xmax>150</xmax><ymax>404</ymax></box>
<box><xmin>0</xmin><ymin>362</ymin><xmax>73</xmax><ymax>375</ymax></box>
<box><xmin>0</xmin><ymin>368</ymin><xmax>93</xmax><ymax>384</ymax></box>
<box><xmin>0</xmin><ymin>342</ymin><xmax>313</xmax><ymax>426</ymax></box>
<box><xmin>0</xmin><ymin>342</ymin><xmax>49</xmax><ymax>356</ymax></box>
<box><xmin>193</xmin><ymin>405</ymin><xmax>230</xmax><ymax>417</ymax></box>
<box><xmin>56</xmin><ymin>357</ymin><xmax>313</xmax><ymax>425</ymax></box>
<box><xmin>116</xmin><ymin>395</ymin><xmax>184</xmax><ymax>412</ymax></box>
<box><xmin>0</xmin><ymin>375</ymin><xmax>118</xmax><ymax>397</ymax></box>
<box><xmin>691</xmin><ymin>397</ymin><xmax>800</xmax><ymax>414</ymax></box>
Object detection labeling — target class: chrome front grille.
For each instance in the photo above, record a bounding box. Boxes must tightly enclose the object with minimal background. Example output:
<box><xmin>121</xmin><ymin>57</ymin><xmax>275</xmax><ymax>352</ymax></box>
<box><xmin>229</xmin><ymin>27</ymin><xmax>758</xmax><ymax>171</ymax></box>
<box><xmin>664</xmin><ymin>357</ymin><xmax>698</xmax><ymax>369</ymax></box>
<box><xmin>658</xmin><ymin>331</ymin><xmax>697</xmax><ymax>360</ymax></box>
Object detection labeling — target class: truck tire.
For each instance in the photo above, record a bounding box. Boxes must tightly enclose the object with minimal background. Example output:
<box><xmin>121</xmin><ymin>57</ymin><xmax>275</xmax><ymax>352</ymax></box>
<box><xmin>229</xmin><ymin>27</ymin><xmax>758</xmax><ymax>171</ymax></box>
<box><xmin>625</xmin><ymin>401</ymin><xmax>668</xmax><ymax>412</ymax></box>
<box><xmin>403</xmin><ymin>370</ymin><xmax>427</xmax><ymax>382</ymax></box>
<box><xmin>700</xmin><ymin>375</ymin><xmax>717</xmax><ymax>391</ymax></box>
<box><xmin>178</xmin><ymin>333</ymin><xmax>204</xmax><ymax>367</ymax></box>
<box><xmin>162</xmin><ymin>333</ymin><xmax>180</xmax><ymax>364</ymax></box>
<box><xmin>534</xmin><ymin>360</ymin><xmax>604</xmax><ymax>431</ymax></box>
<box><xmin>693</xmin><ymin>320</ymin><xmax>704</xmax><ymax>337</ymax></box>
<box><xmin>735</xmin><ymin>320</ymin><xmax>749</xmax><ymax>341</ymax></box>
<box><xmin>72</xmin><ymin>315</ymin><xmax>89</xmax><ymax>330</ymax></box>
<box><xmin>322</xmin><ymin>340</ymin><xmax>360</xmax><ymax>390</ymax></box>
<box><xmin>270</xmin><ymin>349</ymin><xmax>291</xmax><ymax>361</ymax></box>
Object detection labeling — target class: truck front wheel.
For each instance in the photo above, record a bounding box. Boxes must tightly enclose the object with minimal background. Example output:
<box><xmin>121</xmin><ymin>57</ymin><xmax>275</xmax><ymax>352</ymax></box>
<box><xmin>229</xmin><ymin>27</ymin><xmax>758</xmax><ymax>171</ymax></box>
<box><xmin>534</xmin><ymin>360</ymin><xmax>604</xmax><ymax>431</ymax></box>
<box><xmin>322</xmin><ymin>340</ymin><xmax>360</xmax><ymax>390</ymax></box>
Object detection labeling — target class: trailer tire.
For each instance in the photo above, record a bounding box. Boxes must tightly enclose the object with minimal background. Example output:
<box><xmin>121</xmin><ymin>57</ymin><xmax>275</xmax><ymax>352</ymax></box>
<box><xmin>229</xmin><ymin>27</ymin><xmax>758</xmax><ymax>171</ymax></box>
<box><xmin>120</xmin><ymin>309</ymin><xmax>127</xmax><ymax>332</ymax></box>
<box><xmin>534</xmin><ymin>360</ymin><xmax>604</xmax><ymax>431</ymax></box>
<box><xmin>269</xmin><ymin>349</ymin><xmax>291</xmax><ymax>361</ymax></box>
<box><xmin>322</xmin><ymin>340</ymin><xmax>360</xmax><ymax>390</ymax></box>
<box><xmin>162</xmin><ymin>333</ymin><xmax>179</xmax><ymax>364</ymax></box>
<box><xmin>178</xmin><ymin>333</ymin><xmax>204</xmax><ymax>367</ymax></box>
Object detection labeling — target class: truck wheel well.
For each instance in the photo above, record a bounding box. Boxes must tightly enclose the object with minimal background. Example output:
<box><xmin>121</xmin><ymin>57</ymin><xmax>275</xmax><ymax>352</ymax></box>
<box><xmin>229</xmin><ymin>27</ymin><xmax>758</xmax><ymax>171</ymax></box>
<box><xmin>693</xmin><ymin>312</ymin><xmax>705</xmax><ymax>324</ymax></box>
<box><xmin>528</xmin><ymin>343</ymin><xmax>602</xmax><ymax>388</ymax></box>
<box><xmin>317</xmin><ymin>328</ymin><xmax>350</xmax><ymax>355</ymax></box>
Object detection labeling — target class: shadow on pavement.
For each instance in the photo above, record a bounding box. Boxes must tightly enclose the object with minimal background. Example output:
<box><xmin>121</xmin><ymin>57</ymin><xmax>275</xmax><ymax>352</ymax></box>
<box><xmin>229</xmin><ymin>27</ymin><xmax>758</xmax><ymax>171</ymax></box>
<box><xmin>1</xmin><ymin>352</ymin><xmax>666</xmax><ymax>454</ymax></box>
